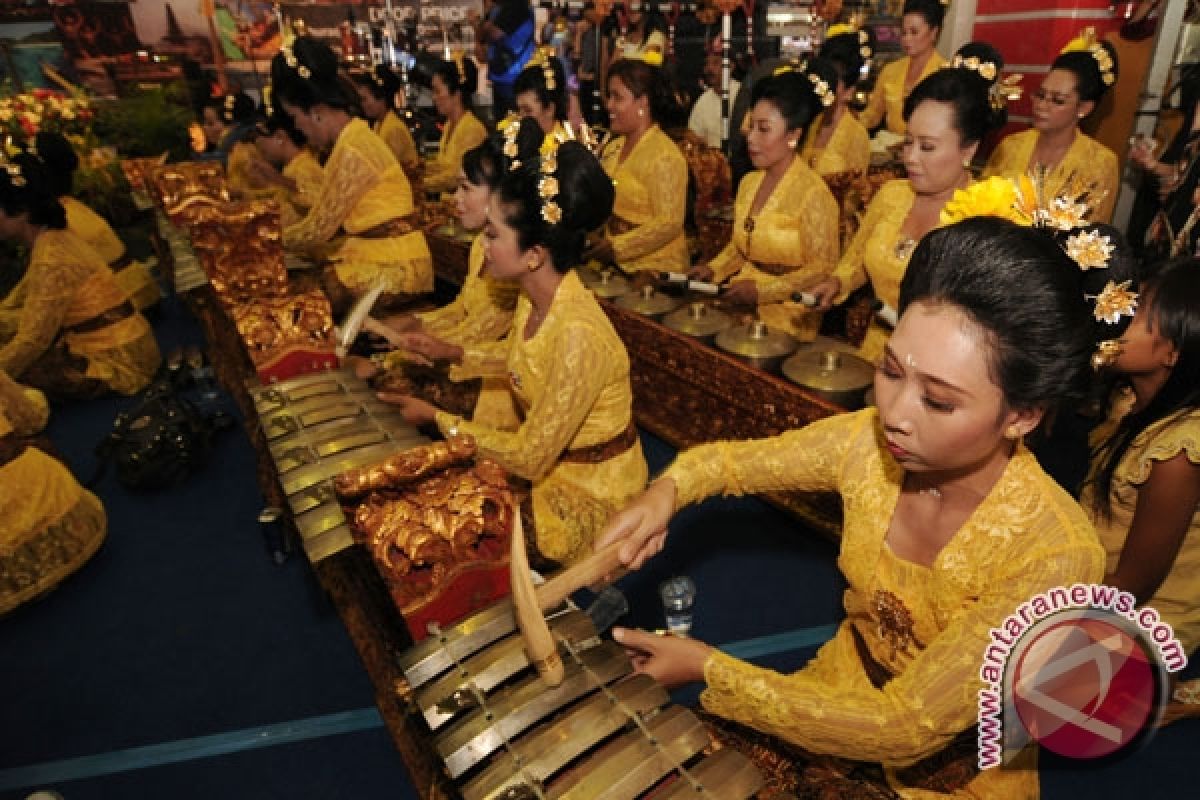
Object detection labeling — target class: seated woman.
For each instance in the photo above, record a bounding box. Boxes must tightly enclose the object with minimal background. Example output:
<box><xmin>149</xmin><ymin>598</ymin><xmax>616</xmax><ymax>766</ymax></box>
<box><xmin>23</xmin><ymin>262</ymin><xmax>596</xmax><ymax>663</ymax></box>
<box><xmin>197</xmin><ymin>91</ymin><xmax>257</xmax><ymax>173</ymax></box>
<box><xmin>272</xmin><ymin>36</ymin><xmax>433</xmax><ymax>313</ymax></box>
<box><xmin>422</xmin><ymin>56</ymin><xmax>489</xmax><ymax>198</ymax></box>
<box><xmin>513</xmin><ymin>46</ymin><xmax>569</xmax><ymax>136</ymax></box>
<box><xmin>599</xmin><ymin>216</ymin><xmax>1105</xmax><ymax>798</ymax></box>
<box><xmin>984</xmin><ymin>28</ymin><xmax>1119</xmax><ymax>223</ymax></box>
<box><xmin>351</xmin><ymin>65</ymin><xmax>421</xmax><ymax>180</ymax></box>
<box><xmin>379</xmin><ymin>117</ymin><xmax>649</xmax><ymax>566</ymax></box>
<box><xmin>810</xmin><ymin>44</ymin><xmax>1005</xmax><ymax>362</ymax></box>
<box><xmin>245</xmin><ymin>107</ymin><xmax>325</xmax><ymax>229</ymax></box>
<box><xmin>36</xmin><ymin>132</ymin><xmax>160</xmax><ymax>312</ymax></box>
<box><xmin>687</xmin><ymin>66</ymin><xmax>839</xmax><ymax>342</ymax></box>
<box><xmin>0</xmin><ymin>371</ymin><xmax>106</xmax><ymax>615</ymax></box>
<box><xmin>0</xmin><ymin>153</ymin><xmax>160</xmax><ymax>399</ymax></box>
<box><xmin>859</xmin><ymin>0</ymin><xmax>947</xmax><ymax>137</ymax></box>
<box><xmin>803</xmin><ymin>27</ymin><xmax>872</xmax><ymax>177</ymax></box>
<box><xmin>587</xmin><ymin>56</ymin><xmax>689</xmax><ymax>275</ymax></box>
<box><xmin>1083</xmin><ymin>257</ymin><xmax>1200</xmax><ymax>658</ymax></box>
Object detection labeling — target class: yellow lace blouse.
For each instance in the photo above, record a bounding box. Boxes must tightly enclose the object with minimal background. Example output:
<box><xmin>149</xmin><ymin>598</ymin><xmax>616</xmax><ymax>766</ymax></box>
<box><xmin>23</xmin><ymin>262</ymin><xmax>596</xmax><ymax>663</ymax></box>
<box><xmin>830</xmin><ymin>179</ymin><xmax>919</xmax><ymax>361</ymax></box>
<box><xmin>423</xmin><ymin>112</ymin><xmax>488</xmax><ymax>196</ymax></box>
<box><xmin>707</xmin><ymin>157</ymin><xmax>839</xmax><ymax>341</ymax></box>
<box><xmin>436</xmin><ymin>271</ymin><xmax>648</xmax><ymax>563</ymax></box>
<box><xmin>1082</xmin><ymin>395</ymin><xmax>1200</xmax><ymax>654</ymax></box>
<box><xmin>802</xmin><ymin>111</ymin><xmax>871</xmax><ymax>177</ymax></box>
<box><xmin>982</xmin><ymin>129</ymin><xmax>1118</xmax><ymax>223</ymax></box>
<box><xmin>375</xmin><ymin>110</ymin><xmax>420</xmax><ymax>175</ymax></box>
<box><xmin>416</xmin><ymin>234</ymin><xmax>518</xmax><ymax>345</ymax></box>
<box><xmin>62</xmin><ymin>196</ymin><xmax>160</xmax><ymax>311</ymax></box>
<box><xmin>276</xmin><ymin>148</ymin><xmax>325</xmax><ymax>228</ymax></box>
<box><xmin>665</xmin><ymin>408</ymin><xmax>1104</xmax><ymax>798</ymax></box>
<box><xmin>226</xmin><ymin>140</ymin><xmax>270</xmax><ymax>199</ymax></box>
<box><xmin>284</xmin><ymin>117</ymin><xmax>432</xmax><ymax>296</ymax></box>
<box><xmin>0</xmin><ymin>229</ymin><xmax>159</xmax><ymax>395</ymax></box>
<box><xmin>0</xmin><ymin>372</ymin><xmax>106</xmax><ymax>615</ymax></box>
<box><xmin>859</xmin><ymin>52</ymin><xmax>947</xmax><ymax>135</ymax></box>
<box><xmin>600</xmin><ymin>125</ymin><xmax>691</xmax><ymax>274</ymax></box>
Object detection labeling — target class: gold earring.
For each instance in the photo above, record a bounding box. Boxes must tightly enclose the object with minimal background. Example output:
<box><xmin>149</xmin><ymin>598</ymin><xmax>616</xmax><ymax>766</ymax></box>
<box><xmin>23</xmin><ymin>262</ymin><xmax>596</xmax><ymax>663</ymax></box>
<box><xmin>1005</xmin><ymin>425</ymin><xmax>1022</xmax><ymax>441</ymax></box>
<box><xmin>637</xmin><ymin>108</ymin><xmax>645</xmax><ymax>117</ymax></box>
<box><xmin>962</xmin><ymin>158</ymin><xmax>972</xmax><ymax>169</ymax></box>
<box><xmin>526</xmin><ymin>257</ymin><xmax>541</xmax><ymax>272</ymax></box>
<box><xmin>787</xmin><ymin>140</ymin><xmax>797</xmax><ymax>149</ymax></box>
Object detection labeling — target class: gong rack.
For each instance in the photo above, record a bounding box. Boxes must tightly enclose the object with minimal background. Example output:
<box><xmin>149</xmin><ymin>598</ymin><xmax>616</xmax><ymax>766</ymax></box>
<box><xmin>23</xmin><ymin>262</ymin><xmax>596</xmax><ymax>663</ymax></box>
<box><xmin>396</xmin><ymin>597</ymin><xmax>768</xmax><ymax>800</ymax></box>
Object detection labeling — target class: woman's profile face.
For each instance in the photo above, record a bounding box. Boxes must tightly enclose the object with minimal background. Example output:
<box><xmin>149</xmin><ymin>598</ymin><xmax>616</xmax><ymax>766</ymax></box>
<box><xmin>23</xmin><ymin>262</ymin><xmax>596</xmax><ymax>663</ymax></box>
<box><xmin>903</xmin><ymin>99</ymin><xmax>974</xmax><ymax>196</ymax></box>
<box><xmin>455</xmin><ymin>169</ymin><xmax>491</xmax><ymax>231</ymax></box>
<box><xmin>1114</xmin><ymin>296</ymin><xmax>1177</xmax><ymax>377</ymax></box>
<box><xmin>281</xmin><ymin>100</ymin><xmax>329</xmax><ymax>150</ymax></box>
<box><xmin>356</xmin><ymin>85</ymin><xmax>387</xmax><ymax>121</ymax></box>
<box><xmin>431</xmin><ymin>74</ymin><xmax>457</xmax><ymax>117</ymax></box>
<box><xmin>516</xmin><ymin>89</ymin><xmax>556</xmax><ymax>134</ymax></box>
<box><xmin>874</xmin><ymin>301</ymin><xmax>1024</xmax><ymax>474</ymax></box>
<box><xmin>900</xmin><ymin>13</ymin><xmax>938</xmax><ymax>59</ymax></box>
<box><xmin>605</xmin><ymin>76</ymin><xmax>647</xmax><ymax>136</ymax></box>
<box><xmin>482</xmin><ymin>193</ymin><xmax>528</xmax><ymax>280</ymax></box>
<box><xmin>1032</xmin><ymin>69</ymin><xmax>1086</xmax><ymax>135</ymax></box>
<box><xmin>745</xmin><ymin>99</ymin><xmax>797</xmax><ymax>171</ymax></box>
<box><xmin>201</xmin><ymin>106</ymin><xmax>226</xmax><ymax>147</ymax></box>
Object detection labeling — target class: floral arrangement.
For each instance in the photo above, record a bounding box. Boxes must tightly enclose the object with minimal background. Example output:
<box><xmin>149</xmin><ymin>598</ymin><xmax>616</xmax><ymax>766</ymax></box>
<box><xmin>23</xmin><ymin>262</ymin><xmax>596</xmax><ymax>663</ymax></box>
<box><xmin>0</xmin><ymin>88</ymin><xmax>95</xmax><ymax>145</ymax></box>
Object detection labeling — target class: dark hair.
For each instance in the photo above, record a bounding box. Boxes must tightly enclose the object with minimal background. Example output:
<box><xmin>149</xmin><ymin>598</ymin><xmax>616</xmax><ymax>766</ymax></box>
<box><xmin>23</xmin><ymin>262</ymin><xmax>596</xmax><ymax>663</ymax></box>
<box><xmin>271</xmin><ymin>36</ymin><xmax>359</xmax><ymax>113</ymax></box>
<box><xmin>513</xmin><ymin>56</ymin><xmax>568</xmax><ymax>122</ymax></box>
<box><xmin>819</xmin><ymin>30</ymin><xmax>871</xmax><ymax>90</ymax></box>
<box><xmin>495</xmin><ymin>117</ymin><xmax>614</xmax><ymax>271</ymax></box>
<box><xmin>904</xmin><ymin>61</ymin><xmax>1001</xmax><ymax>147</ymax></box>
<box><xmin>1088</xmin><ymin>258</ymin><xmax>1200</xmax><ymax>517</ymax></box>
<box><xmin>431</xmin><ymin>57</ymin><xmax>479</xmax><ymax>110</ymax></box>
<box><xmin>902</xmin><ymin>0</ymin><xmax>946</xmax><ymax>32</ymax></box>
<box><xmin>607</xmin><ymin>57</ymin><xmax>679</xmax><ymax>125</ymax></box>
<box><xmin>34</xmin><ymin>131</ymin><xmax>78</xmax><ymax>197</ymax></box>
<box><xmin>259</xmin><ymin>107</ymin><xmax>307</xmax><ymax>147</ymax></box>
<box><xmin>351</xmin><ymin>65</ymin><xmax>401</xmax><ymax>108</ymax></box>
<box><xmin>205</xmin><ymin>91</ymin><xmax>256</xmax><ymax>127</ymax></box>
<box><xmin>952</xmin><ymin>41</ymin><xmax>1009</xmax><ymax>130</ymax></box>
<box><xmin>462</xmin><ymin>138</ymin><xmax>504</xmax><ymax>190</ymax></box>
<box><xmin>749</xmin><ymin>68</ymin><xmax>824</xmax><ymax>136</ymax></box>
<box><xmin>1050</xmin><ymin>41</ymin><xmax>1119</xmax><ymax>106</ymax></box>
<box><xmin>0</xmin><ymin>153</ymin><xmax>67</xmax><ymax>229</ymax></box>
<box><xmin>900</xmin><ymin>217</ymin><xmax>1094</xmax><ymax>418</ymax></box>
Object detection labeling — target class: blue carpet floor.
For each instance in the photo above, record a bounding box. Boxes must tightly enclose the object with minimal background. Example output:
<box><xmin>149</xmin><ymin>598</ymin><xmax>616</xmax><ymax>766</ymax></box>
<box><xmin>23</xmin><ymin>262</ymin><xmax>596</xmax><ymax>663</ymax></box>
<box><xmin>1</xmin><ymin>291</ymin><xmax>1195</xmax><ymax>798</ymax></box>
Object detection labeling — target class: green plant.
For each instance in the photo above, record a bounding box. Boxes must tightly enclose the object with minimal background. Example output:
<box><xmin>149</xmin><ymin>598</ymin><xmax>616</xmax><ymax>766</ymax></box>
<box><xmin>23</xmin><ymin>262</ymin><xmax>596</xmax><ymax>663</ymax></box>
<box><xmin>92</xmin><ymin>84</ymin><xmax>194</xmax><ymax>161</ymax></box>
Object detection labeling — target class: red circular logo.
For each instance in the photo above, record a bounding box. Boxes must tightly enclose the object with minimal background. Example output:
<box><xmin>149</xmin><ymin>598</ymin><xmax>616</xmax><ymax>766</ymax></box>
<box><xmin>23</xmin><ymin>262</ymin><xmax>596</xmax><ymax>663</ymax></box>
<box><xmin>1010</xmin><ymin>614</ymin><xmax>1159</xmax><ymax>759</ymax></box>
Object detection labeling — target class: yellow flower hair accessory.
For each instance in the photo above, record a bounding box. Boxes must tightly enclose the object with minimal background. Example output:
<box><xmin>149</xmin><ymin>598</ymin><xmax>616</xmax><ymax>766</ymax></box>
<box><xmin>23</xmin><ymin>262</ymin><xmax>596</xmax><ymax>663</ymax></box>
<box><xmin>1012</xmin><ymin>170</ymin><xmax>1092</xmax><ymax>231</ymax></box>
<box><xmin>1091</xmin><ymin>339</ymin><xmax>1122</xmax><ymax>370</ymax></box>
<box><xmin>940</xmin><ymin>176</ymin><xmax>1031</xmax><ymax>227</ymax></box>
<box><xmin>223</xmin><ymin>93</ymin><xmax>236</xmax><ymax>122</ymax></box>
<box><xmin>450</xmin><ymin>50</ymin><xmax>468</xmax><ymax>85</ymax></box>
<box><xmin>280</xmin><ymin>45</ymin><xmax>311</xmax><ymax>79</ymax></box>
<box><xmin>527</xmin><ymin>45</ymin><xmax>558</xmax><ymax>91</ymax></box>
<box><xmin>1060</xmin><ymin>27</ymin><xmax>1116</xmax><ymax>87</ymax></box>
<box><xmin>951</xmin><ymin>54</ymin><xmax>997</xmax><ymax>82</ymax></box>
<box><xmin>990</xmin><ymin>73</ymin><xmax>1024</xmax><ymax>112</ymax></box>
<box><xmin>3</xmin><ymin>160</ymin><xmax>25</xmax><ymax>187</ymax></box>
<box><xmin>500</xmin><ymin>113</ymin><xmax>521</xmax><ymax>169</ymax></box>
<box><xmin>639</xmin><ymin>49</ymin><xmax>664</xmax><ymax>67</ymax></box>
<box><xmin>1064</xmin><ymin>229</ymin><xmax>1115</xmax><ymax>270</ymax></box>
<box><xmin>808</xmin><ymin>72</ymin><xmax>835</xmax><ymax>107</ymax></box>
<box><xmin>538</xmin><ymin>133</ymin><xmax>566</xmax><ymax>225</ymax></box>
<box><xmin>1091</xmin><ymin>280</ymin><xmax>1137</xmax><ymax>325</ymax></box>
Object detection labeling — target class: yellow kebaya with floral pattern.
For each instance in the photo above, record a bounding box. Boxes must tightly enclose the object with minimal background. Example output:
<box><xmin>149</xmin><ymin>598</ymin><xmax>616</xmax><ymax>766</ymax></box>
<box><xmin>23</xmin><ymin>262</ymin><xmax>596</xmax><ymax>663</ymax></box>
<box><xmin>830</xmin><ymin>179</ymin><xmax>924</xmax><ymax>361</ymax></box>
<box><xmin>375</xmin><ymin>109</ymin><xmax>420</xmax><ymax>175</ymax></box>
<box><xmin>436</xmin><ymin>271</ymin><xmax>648</xmax><ymax>564</ymax></box>
<box><xmin>284</xmin><ymin>117</ymin><xmax>432</xmax><ymax>296</ymax></box>
<box><xmin>418</xmin><ymin>234</ymin><xmax>518</xmax><ymax>345</ymax></box>
<box><xmin>983</xmin><ymin>129</ymin><xmax>1118</xmax><ymax>223</ymax></box>
<box><xmin>859</xmin><ymin>53</ymin><xmax>947</xmax><ymax>135</ymax></box>
<box><xmin>0</xmin><ymin>372</ymin><xmax>106</xmax><ymax>615</ymax></box>
<box><xmin>62</xmin><ymin>196</ymin><xmax>160</xmax><ymax>312</ymax></box>
<box><xmin>424</xmin><ymin>111</ymin><xmax>488</xmax><ymax>196</ymax></box>
<box><xmin>600</xmin><ymin>125</ymin><xmax>690</xmax><ymax>274</ymax></box>
<box><xmin>0</xmin><ymin>229</ymin><xmax>159</xmax><ymax>396</ymax></box>
<box><xmin>277</xmin><ymin>148</ymin><xmax>325</xmax><ymax>228</ymax></box>
<box><xmin>664</xmin><ymin>408</ymin><xmax>1103</xmax><ymax>798</ymax></box>
<box><xmin>1083</xmin><ymin>390</ymin><xmax>1200</xmax><ymax>654</ymax></box>
<box><xmin>707</xmin><ymin>157</ymin><xmax>840</xmax><ymax>341</ymax></box>
<box><xmin>802</xmin><ymin>111</ymin><xmax>871</xmax><ymax>177</ymax></box>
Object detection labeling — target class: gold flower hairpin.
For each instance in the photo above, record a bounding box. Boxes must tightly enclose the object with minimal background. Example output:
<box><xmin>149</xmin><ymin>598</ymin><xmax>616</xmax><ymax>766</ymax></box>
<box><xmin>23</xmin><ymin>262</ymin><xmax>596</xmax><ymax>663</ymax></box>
<box><xmin>951</xmin><ymin>54</ymin><xmax>997</xmax><ymax>82</ymax></box>
<box><xmin>1061</xmin><ymin>27</ymin><xmax>1115</xmax><ymax>87</ymax></box>
<box><xmin>281</xmin><ymin>46</ymin><xmax>311</xmax><ymax>79</ymax></box>
<box><xmin>1064</xmin><ymin>228</ymin><xmax>1115</xmax><ymax>270</ymax></box>
<box><xmin>1091</xmin><ymin>280</ymin><xmax>1137</xmax><ymax>325</ymax></box>
<box><xmin>808</xmin><ymin>72</ymin><xmax>835</xmax><ymax>107</ymax></box>
<box><xmin>527</xmin><ymin>45</ymin><xmax>558</xmax><ymax>91</ymax></box>
<box><xmin>825</xmin><ymin>24</ymin><xmax>873</xmax><ymax>59</ymax></box>
<box><xmin>990</xmin><ymin>73</ymin><xmax>1024</xmax><ymax>112</ymax></box>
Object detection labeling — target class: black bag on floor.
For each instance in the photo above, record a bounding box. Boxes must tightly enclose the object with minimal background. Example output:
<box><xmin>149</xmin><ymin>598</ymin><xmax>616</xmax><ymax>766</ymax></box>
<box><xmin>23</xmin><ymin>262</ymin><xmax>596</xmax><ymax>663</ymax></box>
<box><xmin>94</xmin><ymin>369</ymin><xmax>231</xmax><ymax>491</ymax></box>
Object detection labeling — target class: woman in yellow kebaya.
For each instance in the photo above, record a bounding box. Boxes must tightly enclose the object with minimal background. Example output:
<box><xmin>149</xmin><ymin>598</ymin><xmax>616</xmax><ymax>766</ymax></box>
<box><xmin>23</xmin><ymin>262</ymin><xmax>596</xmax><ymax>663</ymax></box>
<box><xmin>245</xmin><ymin>108</ymin><xmax>325</xmax><ymax>229</ymax></box>
<box><xmin>423</xmin><ymin>57</ymin><xmax>489</xmax><ymax>197</ymax></box>
<box><xmin>984</xmin><ymin>28</ymin><xmax>1119</xmax><ymax>223</ymax></box>
<box><xmin>599</xmin><ymin>217</ymin><xmax>1105</xmax><ymax>798</ymax></box>
<box><xmin>352</xmin><ymin>65</ymin><xmax>421</xmax><ymax>180</ymax></box>
<box><xmin>803</xmin><ymin>27</ymin><xmax>871</xmax><ymax>177</ymax></box>
<box><xmin>379</xmin><ymin>118</ymin><xmax>647</xmax><ymax>566</ymax></box>
<box><xmin>810</xmin><ymin>45</ymin><xmax>1005</xmax><ymax>362</ymax></box>
<box><xmin>859</xmin><ymin>0</ymin><xmax>947</xmax><ymax>136</ymax></box>
<box><xmin>35</xmin><ymin>132</ymin><xmax>160</xmax><ymax>312</ymax></box>
<box><xmin>272</xmin><ymin>36</ymin><xmax>432</xmax><ymax>312</ymax></box>
<box><xmin>688</xmin><ymin>67</ymin><xmax>839</xmax><ymax>342</ymax></box>
<box><xmin>587</xmin><ymin>56</ymin><xmax>689</xmax><ymax>275</ymax></box>
<box><xmin>0</xmin><ymin>153</ymin><xmax>159</xmax><ymax>398</ymax></box>
<box><xmin>513</xmin><ymin>46</ymin><xmax>569</xmax><ymax>136</ymax></box>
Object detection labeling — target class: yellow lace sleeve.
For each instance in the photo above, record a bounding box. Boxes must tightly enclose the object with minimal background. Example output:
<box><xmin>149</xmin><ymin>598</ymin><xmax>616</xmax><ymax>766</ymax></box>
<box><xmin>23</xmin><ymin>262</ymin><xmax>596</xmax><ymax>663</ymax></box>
<box><xmin>858</xmin><ymin>59</ymin><xmax>896</xmax><ymax>131</ymax></box>
<box><xmin>0</xmin><ymin>251</ymin><xmax>82</xmax><ymax>377</ymax></box>
<box><xmin>664</xmin><ymin>410</ymin><xmax>869</xmax><ymax>509</ymax></box>
<box><xmin>707</xmin><ymin>238</ymin><xmax>746</xmax><ymax>284</ymax></box>
<box><xmin>611</xmin><ymin>140</ymin><xmax>688</xmax><ymax>265</ymax></box>
<box><xmin>450</xmin><ymin>336</ymin><xmax>513</xmax><ymax>381</ymax></box>
<box><xmin>283</xmin><ymin>137</ymin><xmax>375</xmax><ymax>253</ymax></box>
<box><xmin>283</xmin><ymin>151</ymin><xmax>324</xmax><ymax>212</ymax></box>
<box><xmin>1125</xmin><ymin>413</ymin><xmax>1200</xmax><ymax>485</ymax></box>
<box><xmin>0</xmin><ymin>372</ymin><xmax>48</xmax><ymax>435</ymax></box>
<box><xmin>831</xmin><ymin>185</ymin><xmax>891</xmax><ymax>302</ymax></box>
<box><xmin>437</xmin><ymin>320</ymin><xmax>610</xmax><ymax>481</ymax></box>
<box><xmin>700</xmin><ymin>534</ymin><xmax>1103</xmax><ymax>764</ymax></box>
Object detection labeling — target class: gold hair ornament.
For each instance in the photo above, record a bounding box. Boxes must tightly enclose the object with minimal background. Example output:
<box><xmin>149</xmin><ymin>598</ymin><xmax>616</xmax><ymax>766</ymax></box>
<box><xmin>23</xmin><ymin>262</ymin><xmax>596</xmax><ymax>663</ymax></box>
<box><xmin>808</xmin><ymin>72</ymin><xmax>835</xmax><ymax>108</ymax></box>
<box><xmin>1060</xmin><ymin>27</ymin><xmax>1116</xmax><ymax>87</ymax></box>
<box><xmin>1064</xmin><ymin>228</ymin><xmax>1115</xmax><ymax>270</ymax></box>
<box><xmin>951</xmin><ymin>54</ymin><xmax>997</xmax><ymax>82</ymax></box>
<box><xmin>990</xmin><ymin>73</ymin><xmax>1024</xmax><ymax>112</ymax></box>
<box><xmin>527</xmin><ymin>45</ymin><xmax>558</xmax><ymax>92</ymax></box>
<box><xmin>280</xmin><ymin>45</ymin><xmax>312</xmax><ymax>79</ymax></box>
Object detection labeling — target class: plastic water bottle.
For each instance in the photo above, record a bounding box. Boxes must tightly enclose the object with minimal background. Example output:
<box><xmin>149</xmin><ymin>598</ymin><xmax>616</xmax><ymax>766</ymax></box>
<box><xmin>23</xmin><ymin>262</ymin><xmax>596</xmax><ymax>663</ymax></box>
<box><xmin>659</xmin><ymin>576</ymin><xmax>696</xmax><ymax>635</ymax></box>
